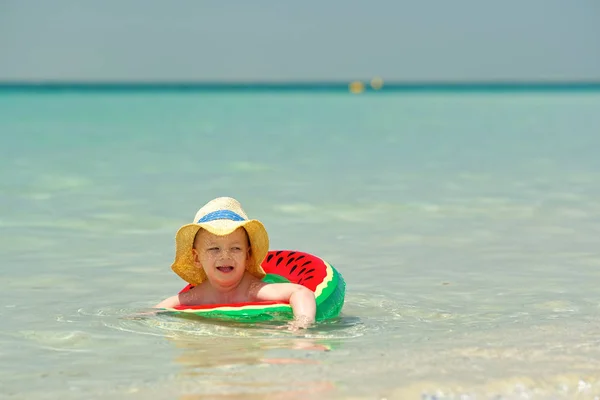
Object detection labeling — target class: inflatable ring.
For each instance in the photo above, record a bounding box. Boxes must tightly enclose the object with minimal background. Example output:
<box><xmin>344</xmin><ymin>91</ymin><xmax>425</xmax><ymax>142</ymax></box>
<box><xmin>160</xmin><ymin>250</ymin><xmax>346</xmax><ymax>322</ymax></box>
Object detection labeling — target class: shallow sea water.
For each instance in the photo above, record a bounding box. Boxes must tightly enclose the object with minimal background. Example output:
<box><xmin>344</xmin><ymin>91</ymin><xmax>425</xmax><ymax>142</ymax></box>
<box><xmin>1</xmin><ymin>90</ymin><xmax>600</xmax><ymax>399</ymax></box>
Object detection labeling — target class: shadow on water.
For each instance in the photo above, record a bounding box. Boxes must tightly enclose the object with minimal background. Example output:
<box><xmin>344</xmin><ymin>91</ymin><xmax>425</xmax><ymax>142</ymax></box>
<box><xmin>100</xmin><ymin>304</ymin><xmax>367</xmax><ymax>399</ymax></box>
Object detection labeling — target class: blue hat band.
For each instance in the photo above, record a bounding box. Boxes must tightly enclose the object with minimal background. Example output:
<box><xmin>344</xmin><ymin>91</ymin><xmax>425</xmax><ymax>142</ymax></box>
<box><xmin>197</xmin><ymin>210</ymin><xmax>246</xmax><ymax>223</ymax></box>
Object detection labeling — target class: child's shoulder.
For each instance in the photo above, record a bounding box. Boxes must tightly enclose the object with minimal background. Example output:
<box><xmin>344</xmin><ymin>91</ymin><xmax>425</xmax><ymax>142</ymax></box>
<box><xmin>179</xmin><ymin>282</ymin><xmax>209</xmax><ymax>305</ymax></box>
<box><xmin>246</xmin><ymin>274</ymin><xmax>268</xmax><ymax>298</ymax></box>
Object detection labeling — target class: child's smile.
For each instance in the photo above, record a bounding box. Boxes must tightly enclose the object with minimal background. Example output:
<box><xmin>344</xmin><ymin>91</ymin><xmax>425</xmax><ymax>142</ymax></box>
<box><xmin>216</xmin><ymin>265</ymin><xmax>234</xmax><ymax>273</ymax></box>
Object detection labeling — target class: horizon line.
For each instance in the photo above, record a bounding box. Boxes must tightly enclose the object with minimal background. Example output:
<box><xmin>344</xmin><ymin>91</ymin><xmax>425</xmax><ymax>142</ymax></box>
<box><xmin>1</xmin><ymin>80</ymin><xmax>600</xmax><ymax>92</ymax></box>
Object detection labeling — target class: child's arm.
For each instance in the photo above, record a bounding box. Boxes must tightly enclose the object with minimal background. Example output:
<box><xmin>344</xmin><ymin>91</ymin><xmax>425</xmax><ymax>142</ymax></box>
<box><xmin>255</xmin><ymin>283</ymin><xmax>316</xmax><ymax>328</ymax></box>
<box><xmin>154</xmin><ymin>295</ymin><xmax>181</xmax><ymax>309</ymax></box>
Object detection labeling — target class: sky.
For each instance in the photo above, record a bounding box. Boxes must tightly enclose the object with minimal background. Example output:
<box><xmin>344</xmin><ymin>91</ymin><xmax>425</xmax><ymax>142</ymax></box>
<box><xmin>1</xmin><ymin>0</ymin><xmax>599</xmax><ymax>82</ymax></box>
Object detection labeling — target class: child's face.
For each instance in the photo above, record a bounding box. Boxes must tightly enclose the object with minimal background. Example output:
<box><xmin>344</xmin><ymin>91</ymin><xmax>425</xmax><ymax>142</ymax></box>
<box><xmin>192</xmin><ymin>227</ymin><xmax>251</xmax><ymax>288</ymax></box>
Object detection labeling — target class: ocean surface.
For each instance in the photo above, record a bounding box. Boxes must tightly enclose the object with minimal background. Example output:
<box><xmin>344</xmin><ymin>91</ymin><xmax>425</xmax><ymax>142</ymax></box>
<box><xmin>1</xmin><ymin>88</ymin><xmax>600</xmax><ymax>399</ymax></box>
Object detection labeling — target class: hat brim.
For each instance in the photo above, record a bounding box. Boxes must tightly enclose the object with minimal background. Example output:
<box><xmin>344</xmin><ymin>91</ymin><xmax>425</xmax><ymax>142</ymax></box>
<box><xmin>171</xmin><ymin>219</ymin><xmax>269</xmax><ymax>285</ymax></box>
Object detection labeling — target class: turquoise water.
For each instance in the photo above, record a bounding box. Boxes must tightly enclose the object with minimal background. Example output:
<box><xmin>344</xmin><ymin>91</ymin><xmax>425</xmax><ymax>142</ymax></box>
<box><xmin>1</xmin><ymin>90</ymin><xmax>600</xmax><ymax>399</ymax></box>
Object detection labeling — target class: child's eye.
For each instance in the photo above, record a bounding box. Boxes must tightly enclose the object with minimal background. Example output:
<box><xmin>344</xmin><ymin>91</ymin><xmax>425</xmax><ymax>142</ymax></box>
<box><xmin>208</xmin><ymin>247</ymin><xmax>219</xmax><ymax>252</ymax></box>
<box><xmin>232</xmin><ymin>246</ymin><xmax>241</xmax><ymax>251</ymax></box>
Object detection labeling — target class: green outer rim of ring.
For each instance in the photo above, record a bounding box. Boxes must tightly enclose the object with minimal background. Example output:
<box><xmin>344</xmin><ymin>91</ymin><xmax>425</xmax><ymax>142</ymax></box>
<box><xmin>315</xmin><ymin>264</ymin><xmax>346</xmax><ymax>321</ymax></box>
<box><xmin>168</xmin><ymin>304</ymin><xmax>294</xmax><ymax>321</ymax></box>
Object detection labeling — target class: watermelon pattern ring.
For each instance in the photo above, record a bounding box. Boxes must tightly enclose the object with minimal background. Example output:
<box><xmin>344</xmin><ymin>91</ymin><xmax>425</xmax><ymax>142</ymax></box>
<box><xmin>160</xmin><ymin>250</ymin><xmax>346</xmax><ymax>322</ymax></box>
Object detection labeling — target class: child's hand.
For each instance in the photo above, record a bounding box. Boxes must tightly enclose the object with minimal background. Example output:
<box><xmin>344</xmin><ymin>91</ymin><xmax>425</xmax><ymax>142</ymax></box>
<box><xmin>283</xmin><ymin>315</ymin><xmax>314</xmax><ymax>331</ymax></box>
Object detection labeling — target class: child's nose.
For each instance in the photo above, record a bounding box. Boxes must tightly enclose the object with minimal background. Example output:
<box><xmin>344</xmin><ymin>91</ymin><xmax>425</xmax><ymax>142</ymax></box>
<box><xmin>218</xmin><ymin>249</ymin><xmax>234</xmax><ymax>258</ymax></box>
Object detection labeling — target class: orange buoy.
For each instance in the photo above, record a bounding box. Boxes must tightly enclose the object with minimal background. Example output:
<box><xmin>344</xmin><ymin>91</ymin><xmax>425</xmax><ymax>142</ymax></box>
<box><xmin>348</xmin><ymin>81</ymin><xmax>365</xmax><ymax>94</ymax></box>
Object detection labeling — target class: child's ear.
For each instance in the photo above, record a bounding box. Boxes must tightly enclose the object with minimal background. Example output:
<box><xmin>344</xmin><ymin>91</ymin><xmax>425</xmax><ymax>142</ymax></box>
<box><xmin>192</xmin><ymin>248</ymin><xmax>202</xmax><ymax>267</ymax></box>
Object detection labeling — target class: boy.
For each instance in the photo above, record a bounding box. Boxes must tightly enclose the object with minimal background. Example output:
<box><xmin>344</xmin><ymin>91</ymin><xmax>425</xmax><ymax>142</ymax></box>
<box><xmin>155</xmin><ymin>197</ymin><xmax>316</xmax><ymax>329</ymax></box>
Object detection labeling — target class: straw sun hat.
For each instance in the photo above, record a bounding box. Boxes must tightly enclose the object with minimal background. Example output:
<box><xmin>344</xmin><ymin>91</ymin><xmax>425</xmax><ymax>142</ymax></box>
<box><xmin>171</xmin><ymin>197</ymin><xmax>269</xmax><ymax>285</ymax></box>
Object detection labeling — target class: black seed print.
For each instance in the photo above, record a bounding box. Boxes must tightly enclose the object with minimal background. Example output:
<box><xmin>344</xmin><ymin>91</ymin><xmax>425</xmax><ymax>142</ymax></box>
<box><xmin>288</xmin><ymin>251</ymin><xmax>296</xmax><ymax>257</ymax></box>
<box><xmin>267</xmin><ymin>254</ymin><xmax>274</xmax><ymax>263</ymax></box>
<box><xmin>296</xmin><ymin>255</ymin><xmax>305</xmax><ymax>262</ymax></box>
<box><xmin>301</xmin><ymin>261</ymin><xmax>311</xmax><ymax>268</ymax></box>
<box><xmin>276</xmin><ymin>256</ymin><xmax>283</xmax><ymax>266</ymax></box>
<box><xmin>304</xmin><ymin>276</ymin><xmax>314</xmax><ymax>281</ymax></box>
<box><xmin>298</xmin><ymin>268</ymin><xmax>306</xmax><ymax>276</ymax></box>
<box><xmin>290</xmin><ymin>265</ymin><xmax>297</xmax><ymax>274</ymax></box>
<box><xmin>275</xmin><ymin>250</ymin><xmax>282</xmax><ymax>256</ymax></box>
<box><xmin>285</xmin><ymin>257</ymin><xmax>296</xmax><ymax>266</ymax></box>
<box><xmin>305</xmin><ymin>268</ymin><xmax>315</xmax><ymax>275</ymax></box>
